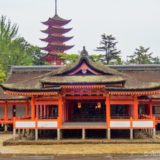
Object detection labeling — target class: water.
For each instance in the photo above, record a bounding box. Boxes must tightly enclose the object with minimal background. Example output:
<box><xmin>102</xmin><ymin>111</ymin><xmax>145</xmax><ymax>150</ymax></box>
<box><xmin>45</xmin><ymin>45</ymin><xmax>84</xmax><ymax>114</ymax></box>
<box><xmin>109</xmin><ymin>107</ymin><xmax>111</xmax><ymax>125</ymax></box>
<box><xmin>1</xmin><ymin>155</ymin><xmax>160</xmax><ymax>160</ymax></box>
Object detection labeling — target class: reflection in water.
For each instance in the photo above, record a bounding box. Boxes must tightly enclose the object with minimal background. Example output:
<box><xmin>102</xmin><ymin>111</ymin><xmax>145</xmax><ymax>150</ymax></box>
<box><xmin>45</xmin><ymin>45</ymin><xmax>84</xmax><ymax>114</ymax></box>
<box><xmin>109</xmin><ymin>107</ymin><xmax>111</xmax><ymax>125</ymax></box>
<box><xmin>2</xmin><ymin>155</ymin><xmax>160</xmax><ymax>160</ymax></box>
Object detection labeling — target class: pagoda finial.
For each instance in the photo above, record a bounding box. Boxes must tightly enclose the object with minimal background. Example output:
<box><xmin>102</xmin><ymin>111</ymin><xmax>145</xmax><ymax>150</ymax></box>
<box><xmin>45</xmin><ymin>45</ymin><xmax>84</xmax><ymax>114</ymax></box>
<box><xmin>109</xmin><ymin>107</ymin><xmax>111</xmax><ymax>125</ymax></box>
<box><xmin>55</xmin><ymin>0</ymin><xmax>58</xmax><ymax>15</ymax></box>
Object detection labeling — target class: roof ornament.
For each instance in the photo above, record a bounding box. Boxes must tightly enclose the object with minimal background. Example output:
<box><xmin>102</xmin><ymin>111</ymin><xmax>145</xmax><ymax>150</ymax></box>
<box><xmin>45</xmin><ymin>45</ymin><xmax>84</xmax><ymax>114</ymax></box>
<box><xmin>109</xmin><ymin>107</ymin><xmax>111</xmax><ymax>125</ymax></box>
<box><xmin>81</xmin><ymin>46</ymin><xmax>88</xmax><ymax>57</ymax></box>
<box><xmin>55</xmin><ymin>0</ymin><xmax>58</xmax><ymax>15</ymax></box>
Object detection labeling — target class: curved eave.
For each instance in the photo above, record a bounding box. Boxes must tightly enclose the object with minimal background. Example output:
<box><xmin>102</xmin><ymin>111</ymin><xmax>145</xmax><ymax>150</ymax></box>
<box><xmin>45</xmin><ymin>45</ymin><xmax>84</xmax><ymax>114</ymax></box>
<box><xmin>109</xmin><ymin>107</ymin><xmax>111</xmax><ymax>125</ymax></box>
<box><xmin>42</xmin><ymin>17</ymin><xmax>71</xmax><ymax>26</ymax></box>
<box><xmin>41</xmin><ymin>80</ymin><xmax>125</xmax><ymax>86</ymax></box>
<box><xmin>41</xmin><ymin>36</ymin><xmax>73</xmax><ymax>43</ymax></box>
<box><xmin>105</xmin><ymin>86</ymin><xmax>160</xmax><ymax>92</ymax></box>
<box><xmin>41</xmin><ymin>54</ymin><xmax>61</xmax><ymax>61</ymax></box>
<box><xmin>1</xmin><ymin>85</ymin><xmax>61</xmax><ymax>92</ymax></box>
<box><xmin>41</xmin><ymin>45</ymin><xmax>74</xmax><ymax>52</ymax></box>
<box><xmin>41</xmin><ymin>27</ymin><xmax>72</xmax><ymax>34</ymax></box>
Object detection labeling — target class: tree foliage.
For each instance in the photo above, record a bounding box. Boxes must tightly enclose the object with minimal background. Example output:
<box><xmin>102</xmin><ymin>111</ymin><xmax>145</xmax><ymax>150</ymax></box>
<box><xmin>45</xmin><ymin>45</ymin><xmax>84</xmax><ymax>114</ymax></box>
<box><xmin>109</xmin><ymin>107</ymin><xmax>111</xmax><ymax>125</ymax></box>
<box><xmin>96</xmin><ymin>34</ymin><xmax>121</xmax><ymax>64</ymax></box>
<box><xmin>0</xmin><ymin>16</ymin><xmax>18</xmax><ymax>43</ymax></box>
<box><xmin>58</xmin><ymin>53</ymin><xmax>78</xmax><ymax>63</ymax></box>
<box><xmin>127</xmin><ymin>46</ymin><xmax>153</xmax><ymax>64</ymax></box>
<box><xmin>0</xmin><ymin>15</ymin><xmax>47</xmax><ymax>82</ymax></box>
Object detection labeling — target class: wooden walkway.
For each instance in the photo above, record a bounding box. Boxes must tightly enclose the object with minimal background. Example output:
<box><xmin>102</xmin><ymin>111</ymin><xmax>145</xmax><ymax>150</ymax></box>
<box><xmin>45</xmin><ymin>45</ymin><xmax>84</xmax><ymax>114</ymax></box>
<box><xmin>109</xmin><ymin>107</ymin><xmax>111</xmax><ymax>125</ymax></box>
<box><xmin>61</xmin><ymin>122</ymin><xmax>107</xmax><ymax>128</ymax></box>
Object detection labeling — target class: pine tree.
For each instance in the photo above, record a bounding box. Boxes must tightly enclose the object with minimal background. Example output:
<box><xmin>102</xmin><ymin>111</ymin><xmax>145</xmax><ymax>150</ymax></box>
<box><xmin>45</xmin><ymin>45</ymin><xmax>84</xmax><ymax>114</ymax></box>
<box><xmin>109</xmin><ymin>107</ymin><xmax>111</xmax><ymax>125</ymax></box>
<box><xmin>96</xmin><ymin>34</ymin><xmax>121</xmax><ymax>64</ymax></box>
<box><xmin>127</xmin><ymin>46</ymin><xmax>153</xmax><ymax>64</ymax></box>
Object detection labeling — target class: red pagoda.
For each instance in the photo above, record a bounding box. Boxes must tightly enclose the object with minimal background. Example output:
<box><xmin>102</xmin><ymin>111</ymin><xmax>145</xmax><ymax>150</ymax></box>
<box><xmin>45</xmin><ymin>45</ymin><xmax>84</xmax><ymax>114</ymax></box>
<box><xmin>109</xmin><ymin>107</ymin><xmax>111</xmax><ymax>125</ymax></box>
<box><xmin>41</xmin><ymin>0</ymin><xmax>74</xmax><ymax>65</ymax></box>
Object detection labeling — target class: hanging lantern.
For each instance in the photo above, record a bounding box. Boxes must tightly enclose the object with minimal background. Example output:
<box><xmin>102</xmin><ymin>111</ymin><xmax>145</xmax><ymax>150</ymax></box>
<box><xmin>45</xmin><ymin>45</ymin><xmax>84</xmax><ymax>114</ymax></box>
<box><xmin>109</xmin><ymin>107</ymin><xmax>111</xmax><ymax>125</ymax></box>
<box><xmin>97</xmin><ymin>102</ymin><xmax>101</xmax><ymax>109</ymax></box>
<box><xmin>78</xmin><ymin>102</ymin><xmax>81</xmax><ymax>109</ymax></box>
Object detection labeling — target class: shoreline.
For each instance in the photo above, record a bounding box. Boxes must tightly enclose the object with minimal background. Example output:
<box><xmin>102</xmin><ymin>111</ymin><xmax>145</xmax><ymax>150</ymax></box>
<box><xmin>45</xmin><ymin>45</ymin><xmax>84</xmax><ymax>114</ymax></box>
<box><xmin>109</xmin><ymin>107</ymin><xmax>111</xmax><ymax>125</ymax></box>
<box><xmin>1</xmin><ymin>134</ymin><xmax>160</xmax><ymax>155</ymax></box>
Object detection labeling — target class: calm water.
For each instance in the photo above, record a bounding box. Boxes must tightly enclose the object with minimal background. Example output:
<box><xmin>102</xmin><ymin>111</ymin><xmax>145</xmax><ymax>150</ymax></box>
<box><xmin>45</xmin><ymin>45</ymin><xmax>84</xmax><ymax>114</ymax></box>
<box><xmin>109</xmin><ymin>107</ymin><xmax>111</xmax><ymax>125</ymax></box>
<box><xmin>2</xmin><ymin>155</ymin><xmax>160</xmax><ymax>160</ymax></box>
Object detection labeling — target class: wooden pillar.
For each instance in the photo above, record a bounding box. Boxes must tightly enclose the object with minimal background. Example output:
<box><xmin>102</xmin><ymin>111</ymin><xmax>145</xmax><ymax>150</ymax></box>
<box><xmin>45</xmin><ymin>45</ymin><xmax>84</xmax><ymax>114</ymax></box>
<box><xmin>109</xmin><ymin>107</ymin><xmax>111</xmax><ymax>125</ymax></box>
<box><xmin>82</xmin><ymin>129</ymin><xmax>86</xmax><ymax>140</ymax></box>
<box><xmin>107</xmin><ymin>129</ymin><xmax>111</xmax><ymax>140</ymax></box>
<box><xmin>35</xmin><ymin>129</ymin><xmax>38</xmax><ymax>141</ymax></box>
<box><xmin>4</xmin><ymin>124</ymin><xmax>8</xmax><ymax>132</ymax></box>
<box><xmin>149</xmin><ymin>100</ymin><xmax>152</xmax><ymax>118</ymax></box>
<box><xmin>13</xmin><ymin>129</ymin><xmax>16</xmax><ymax>140</ymax></box>
<box><xmin>134</xmin><ymin>97</ymin><xmax>138</xmax><ymax>119</ymax></box>
<box><xmin>5</xmin><ymin>101</ymin><xmax>8</xmax><ymax>121</ymax></box>
<box><xmin>106</xmin><ymin>95</ymin><xmax>110</xmax><ymax>128</ymax></box>
<box><xmin>31</xmin><ymin>98</ymin><xmax>35</xmax><ymax>120</ymax></box>
<box><xmin>153</xmin><ymin>128</ymin><xmax>156</xmax><ymax>139</ymax></box>
<box><xmin>106</xmin><ymin>94</ymin><xmax>111</xmax><ymax>140</ymax></box>
<box><xmin>58</xmin><ymin>96</ymin><xmax>63</xmax><ymax>127</ymax></box>
<box><xmin>26</xmin><ymin>101</ymin><xmax>29</xmax><ymax>117</ymax></box>
<box><xmin>57</xmin><ymin>129</ymin><xmax>62</xmax><ymax>140</ymax></box>
<box><xmin>130</xmin><ymin>129</ymin><xmax>133</xmax><ymax>140</ymax></box>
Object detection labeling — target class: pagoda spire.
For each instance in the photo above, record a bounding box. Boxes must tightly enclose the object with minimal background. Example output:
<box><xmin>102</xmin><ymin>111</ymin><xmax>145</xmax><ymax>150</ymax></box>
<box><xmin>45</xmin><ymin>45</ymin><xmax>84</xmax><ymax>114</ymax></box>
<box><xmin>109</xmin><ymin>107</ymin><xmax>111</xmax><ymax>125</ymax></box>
<box><xmin>55</xmin><ymin>0</ymin><xmax>58</xmax><ymax>15</ymax></box>
<box><xmin>40</xmin><ymin>0</ymin><xmax>74</xmax><ymax>66</ymax></box>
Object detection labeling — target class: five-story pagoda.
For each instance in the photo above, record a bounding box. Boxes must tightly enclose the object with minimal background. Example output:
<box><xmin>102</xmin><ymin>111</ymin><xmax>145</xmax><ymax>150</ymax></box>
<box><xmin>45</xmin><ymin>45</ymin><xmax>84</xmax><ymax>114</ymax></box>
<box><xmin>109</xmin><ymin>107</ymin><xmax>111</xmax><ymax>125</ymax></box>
<box><xmin>41</xmin><ymin>0</ymin><xmax>74</xmax><ymax>65</ymax></box>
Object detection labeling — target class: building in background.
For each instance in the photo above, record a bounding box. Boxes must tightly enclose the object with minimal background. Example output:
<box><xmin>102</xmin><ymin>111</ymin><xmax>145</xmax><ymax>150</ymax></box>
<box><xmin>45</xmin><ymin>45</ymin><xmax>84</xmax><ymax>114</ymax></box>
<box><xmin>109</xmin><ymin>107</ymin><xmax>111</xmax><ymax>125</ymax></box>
<box><xmin>41</xmin><ymin>0</ymin><xmax>74</xmax><ymax>65</ymax></box>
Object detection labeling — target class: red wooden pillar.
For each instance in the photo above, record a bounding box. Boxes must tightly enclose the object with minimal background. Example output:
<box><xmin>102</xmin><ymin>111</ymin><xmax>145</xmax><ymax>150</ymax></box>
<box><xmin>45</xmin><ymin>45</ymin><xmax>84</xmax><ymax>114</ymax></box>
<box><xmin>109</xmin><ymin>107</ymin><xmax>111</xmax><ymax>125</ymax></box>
<box><xmin>149</xmin><ymin>100</ymin><xmax>152</xmax><ymax>118</ymax></box>
<box><xmin>31</xmin><ymin>98</ymin><xmax>35</xmax><ymax>120</ymax></box>
<box><xmin>134</xmin><ymin>97</ymin><xmax>138</xmax><ymax>119</ymax></box>
<box><xmin>4</xmin><ymin>102</ymin><xmax>8</xmax><ymax>120</ymax></box>
<box><xmin>106</xmin><ymin>95</ymin><xmax>110</xmax><ymax>128</ymax></box>
<box><xmin>26</xmin><ymin>101</ymin><xmax>29</xmax><ymax>117</ymax></box>
<box><xmin>58</xmin><ymin>96</ymin><xmax>63</xmax><ymax>127</ymax></box>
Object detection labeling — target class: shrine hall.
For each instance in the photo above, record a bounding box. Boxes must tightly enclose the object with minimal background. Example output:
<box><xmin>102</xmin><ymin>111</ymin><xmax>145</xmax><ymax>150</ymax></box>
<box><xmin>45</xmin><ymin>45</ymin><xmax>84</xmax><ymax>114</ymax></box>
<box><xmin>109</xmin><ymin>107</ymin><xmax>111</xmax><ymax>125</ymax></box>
<box><xmin>0</xmin><ymin>0</ymin><xmax>160</xmax><ymax>140</ymax></box>
<box><xmin>0</xmin><ymin>47</ymin><xmax>160</xmax><ymax>140</ymax></box>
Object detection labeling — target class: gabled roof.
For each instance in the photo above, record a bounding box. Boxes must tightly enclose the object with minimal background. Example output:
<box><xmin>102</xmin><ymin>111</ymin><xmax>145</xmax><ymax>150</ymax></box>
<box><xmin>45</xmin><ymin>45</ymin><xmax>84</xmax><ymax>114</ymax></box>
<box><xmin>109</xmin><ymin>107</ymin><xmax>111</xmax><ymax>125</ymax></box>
<box><xmin>47</xmin><ymin>56</ymin><xmax>123</xmax><ymax>76</ymax></box>
<box><xmin>1</xmin><ymin>48</ymin><xmax>160</xmax><ymax>96</ymax></box>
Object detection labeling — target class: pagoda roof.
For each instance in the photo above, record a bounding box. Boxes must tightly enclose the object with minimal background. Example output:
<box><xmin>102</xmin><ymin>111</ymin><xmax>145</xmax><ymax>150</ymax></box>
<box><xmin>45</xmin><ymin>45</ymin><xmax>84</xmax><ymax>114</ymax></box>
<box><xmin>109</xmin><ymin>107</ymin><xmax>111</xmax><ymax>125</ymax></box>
<box><xmin>41</xmin><ymin>44</ymin><xmax>74</xmax><ymax>52</ymax></box>
<box><xmin>2</xmin><ymin>48</ymin><xmax>160</xmax><ymax>96</ymax></box>
<box><xmin>41</xmin><ymin>35</ymin><xmax>73</xmax><ymax>43</ymax></box>
<box><xmin>41</xmin><ymin>53</ymin><xmax>61</xmax><ymax>61</ymax></box>
<box><xmin>41</xmin><ymin>26</ymin><xmax>72</xmax><ymax>34</ymax></box>
<box><xmin>42</xmin><ymin>15</ymin><xmax>71</xmax><ymax>26</ymax></box>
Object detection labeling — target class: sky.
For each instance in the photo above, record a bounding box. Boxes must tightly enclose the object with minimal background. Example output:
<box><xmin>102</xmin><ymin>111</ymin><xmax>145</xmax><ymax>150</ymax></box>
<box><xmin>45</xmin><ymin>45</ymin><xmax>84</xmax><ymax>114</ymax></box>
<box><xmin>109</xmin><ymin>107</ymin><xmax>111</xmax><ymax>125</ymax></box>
<box><xmin>1</xmin><ymin>0</ymin><xmax>160</xmax><ymax>60</ymax></box>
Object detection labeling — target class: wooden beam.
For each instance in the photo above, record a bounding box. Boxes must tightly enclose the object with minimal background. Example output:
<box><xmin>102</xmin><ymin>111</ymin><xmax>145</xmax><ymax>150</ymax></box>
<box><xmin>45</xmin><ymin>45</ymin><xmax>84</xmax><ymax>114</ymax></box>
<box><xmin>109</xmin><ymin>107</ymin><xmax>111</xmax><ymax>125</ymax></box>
<box><xmin>65</xmin><ymin>96</ymin><xmax>105</xmax><ymax>100</ymax></box>
<box><xmin>110</xmin><ymin>101</ymin><xmax>134</xmax><ymax>105</ymax></box>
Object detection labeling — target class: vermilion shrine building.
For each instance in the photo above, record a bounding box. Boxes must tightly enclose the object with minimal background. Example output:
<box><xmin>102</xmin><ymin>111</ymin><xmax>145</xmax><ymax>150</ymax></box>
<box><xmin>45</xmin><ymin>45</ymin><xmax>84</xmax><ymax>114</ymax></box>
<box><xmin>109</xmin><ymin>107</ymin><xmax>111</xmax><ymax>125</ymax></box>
<box><xmin>0</xmin><ymin>0</ymin><xmax>160</xmax><ymax>140</ymax></box>
<box><xmin>1</xmin><ymin>48</ymin><xmax>160</xmax><ymax>140</ymax></box>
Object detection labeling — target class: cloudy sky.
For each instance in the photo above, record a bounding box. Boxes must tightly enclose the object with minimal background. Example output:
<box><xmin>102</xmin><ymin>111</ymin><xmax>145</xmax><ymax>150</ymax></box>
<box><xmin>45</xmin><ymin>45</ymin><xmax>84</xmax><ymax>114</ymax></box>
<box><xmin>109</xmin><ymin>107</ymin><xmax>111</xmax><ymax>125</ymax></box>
<box><xmin>1</xmin><ymin>0</ymin><xmax>160</xmax><ymax>60</ymax></box>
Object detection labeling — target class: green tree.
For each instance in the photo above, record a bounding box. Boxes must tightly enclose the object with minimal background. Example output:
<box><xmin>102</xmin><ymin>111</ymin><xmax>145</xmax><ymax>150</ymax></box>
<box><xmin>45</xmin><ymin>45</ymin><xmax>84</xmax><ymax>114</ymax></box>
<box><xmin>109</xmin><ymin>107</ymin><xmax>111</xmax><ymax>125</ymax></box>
<box><xmin>127</xmin><ymin>46</ymin><xmax>153</xmax><ymax>64</ymax></box>
<box><xmin>0</xmin><ymin>15</ymin><xmax>50</xmax><ymax>82</ymax></box>
<box><xmin>96</xmin><ymin>34</ymin><xmax>121</xmax><ymax>64</ymax></box>
<box><xmin>58</xmin><ymin>53</ymin><xmax>78</xmax><ymax>63</ymax></box>
<box><xmin>0</xmin><ymin>16</ymin><xmax>18</xmax><ymax>42</ymax></box>
<box><xmin>28</xmin><ymin>46</ymin><xmax>47</xmax><ymax>65</ymax></box>
<box><xmin>152</xmin><ymin>56</ymin><xmax>160</xmax><ymax>64</ymax></box>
